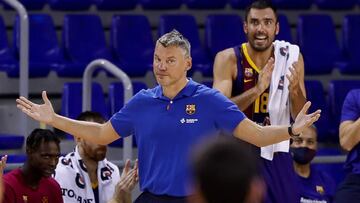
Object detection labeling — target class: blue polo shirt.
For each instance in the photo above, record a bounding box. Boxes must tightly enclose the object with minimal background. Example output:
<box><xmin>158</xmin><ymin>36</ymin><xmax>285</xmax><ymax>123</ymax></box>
<box><xmin>341</xmin><ymin>89</ymin><xmax>360</xmax><ymax>174</ymax></box>
<box><xmin>297</xmin><ymin>166</ymin><xmax>336</xmax><ymax>203</ymax></box>
<box><xmin>110</xmin><ymin>79</ymin><xmax>246</xmax><ymax>196</ymax></box>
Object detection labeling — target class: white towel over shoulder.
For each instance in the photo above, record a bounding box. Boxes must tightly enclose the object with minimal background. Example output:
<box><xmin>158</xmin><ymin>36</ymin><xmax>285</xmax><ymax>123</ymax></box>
<box><xmin>54</xmin><ymin>146</ymin><xmax>121</xmax><ymax>203</ymax></box>
<box><xmin>260</xmin><ymin>40</ymin><xmax>300</xmax><ymax>160</ymax></box>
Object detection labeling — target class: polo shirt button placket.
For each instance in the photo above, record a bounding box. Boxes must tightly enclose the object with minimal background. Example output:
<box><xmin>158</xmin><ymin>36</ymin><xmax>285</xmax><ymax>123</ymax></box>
<box><xmin>167</xmin><ymin>100</ymin><xmax>173</xmax><ymax>110</ymax></box>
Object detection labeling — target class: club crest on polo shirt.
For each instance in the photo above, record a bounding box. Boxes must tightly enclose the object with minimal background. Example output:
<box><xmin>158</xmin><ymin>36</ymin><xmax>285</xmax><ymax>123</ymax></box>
<box><xmin>316</xmin><ymin>185</ymin><xmax>325</xmax><ymax>195</ymax></box>
<box><xmin>186</xmin><ymin>104</ymin><xmax>196</xmax><ymax>115</ymax></box>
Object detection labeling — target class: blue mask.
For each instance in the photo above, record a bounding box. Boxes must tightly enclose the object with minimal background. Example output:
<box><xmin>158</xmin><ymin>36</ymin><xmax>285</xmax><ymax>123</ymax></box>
<box><xmin>290</xmin><ymin>147</ymin><xmax>316</xmax><ymax>165</ymax></box>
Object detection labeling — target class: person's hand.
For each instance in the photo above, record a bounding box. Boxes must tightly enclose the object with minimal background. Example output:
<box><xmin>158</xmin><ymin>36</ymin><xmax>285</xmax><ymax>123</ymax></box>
<box><xmin>119</xmin><ymin>159</ymin><xmax>138</xmax><ymax>193</ymax></box>
<box><xmin>256</xmin><ymin>57</ymin><xmax>274</xmax><ymax>93</ymax></box>
<box><xmin>292</xmin><ymin>101</ymin><xmax>321</xmax><ymax>135</ymax></box>
<box><xmin>110</xmin><ymin>159</ymin><xmax>139</xmax><ymax>203</ymax></box>
<box><xmin>16</xmin><ymin>91</ymin><xmax>55</xmax><ymax>125</ymax></box>
<box><xmin>0</xmin><ymin>155</ymin><xmax>8</xmax><ymax>203</ymax></box>
<box><xmin>286</xmin><ymin>61</ymin><xmax>301</xmax><ymax>94</ymax></box>
<box><xmin>0</xmin><ymin>155</ymin><xmax>6</xmax><ymax>175</ymax></box>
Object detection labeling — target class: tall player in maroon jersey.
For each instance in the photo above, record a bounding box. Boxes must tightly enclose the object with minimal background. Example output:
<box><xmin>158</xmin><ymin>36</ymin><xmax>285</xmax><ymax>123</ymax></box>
<box><xmin>213</xmin><ymin>1</ymin><xmax>306</xmax><ymax>203</ymax></box>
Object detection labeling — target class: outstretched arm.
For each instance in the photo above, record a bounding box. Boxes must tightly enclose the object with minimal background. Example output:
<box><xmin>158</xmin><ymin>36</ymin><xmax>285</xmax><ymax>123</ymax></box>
<box><xmin>16</xmin><ymin>91</ymin><xmax>119</xmax><ymax>145</ymax></box>
<box><xmin>233</xmin><ymin>101</ymin><xmax>321</xmax><ymax>147</ymax></box>
<box><xmin>213</xmin><ymin>49</ymin><xmax>274</xmax><ymax>111</ymax></box>
<box><xmin>108</xmin><ymin>159</ymin><xmax>139</xmax><ymax>203</ymax></box>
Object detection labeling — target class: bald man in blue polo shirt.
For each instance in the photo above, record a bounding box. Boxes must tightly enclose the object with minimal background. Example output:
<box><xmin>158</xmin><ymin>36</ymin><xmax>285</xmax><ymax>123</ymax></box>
<box><xmin>16</xmin><ymin>29</ymin><xmax>321</xmax><ymax>203</ymax></box>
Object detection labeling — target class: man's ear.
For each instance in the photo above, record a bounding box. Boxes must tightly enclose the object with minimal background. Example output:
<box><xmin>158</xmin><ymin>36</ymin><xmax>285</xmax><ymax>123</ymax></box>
<box><xmin>186</xmin><ymin>57</ymin><xmax>192</xmax><ymax>71</ymax></box>
<box><xmin>275</xmin><ymin>21</ymin><xmax>280</xmax><ymax>35</ymax></box>
<box><xmin>243</xmin><ymin>21</ymin><xmax>248</xmax><ymax>35</ymax></box>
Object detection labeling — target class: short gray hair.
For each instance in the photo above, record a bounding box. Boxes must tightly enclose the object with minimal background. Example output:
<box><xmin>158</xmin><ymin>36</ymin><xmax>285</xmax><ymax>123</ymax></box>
<box><xmin>156</xmin><ymin>29</ymin><xmax>191</xmax><ymax>57</ymax></box>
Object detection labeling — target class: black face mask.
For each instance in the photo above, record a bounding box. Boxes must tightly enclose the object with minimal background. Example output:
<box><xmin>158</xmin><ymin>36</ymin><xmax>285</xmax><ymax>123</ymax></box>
<box><xmin>290</xmin><ymin>147</ymin><xmax>316</xmax><ymax>165</ymax></box>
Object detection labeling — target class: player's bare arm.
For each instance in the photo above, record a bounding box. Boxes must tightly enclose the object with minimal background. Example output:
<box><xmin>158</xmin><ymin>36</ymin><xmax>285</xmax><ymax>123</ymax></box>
<box><xmin>234</xmin><ymin>101</ymin><xmax>320</xmax><ymax>147</ymax></box>
<box><xmin>339</xmin><ymin>118</ymin><xmax>360</xmax><ymax>151</ymax></box>
<box><xmin>16</xmin><ymin>91</ymin><xmax>119</xmax><ymax>145</ymax></box>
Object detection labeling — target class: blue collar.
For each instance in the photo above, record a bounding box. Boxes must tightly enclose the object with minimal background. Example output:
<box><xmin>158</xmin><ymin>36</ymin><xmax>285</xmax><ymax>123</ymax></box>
<box><xmin>154</xmin><ymin>78</ymin><xmax>198</xmax><ymax>100</ymax></box>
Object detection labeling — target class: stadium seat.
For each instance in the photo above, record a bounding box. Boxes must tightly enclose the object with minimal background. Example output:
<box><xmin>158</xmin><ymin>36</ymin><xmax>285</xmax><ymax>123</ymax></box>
<box><xmin>0</xmin><ymin>153</ymin><xmax>27</xmax><ymax>173</ymax></box>
<box><xmin>315</xmin><ymin>0</ymin><xmax>356</xmax><ymax>10</ymax></box>
<box><xmin>11</xmin><ymin>14</ymin><xmax>62</xmax><ymax>78</ymax></box>
<box><xmin>108</xmin><ymin>81</ymin><xmax>148</xmax><ymax>115</ymax></box>
<box><xmin>229</xmin><ymin>0</ymin><xmax>253</xmax><ymax>9</ymax></box>
<box><xmin>328</xmin><ymin>80</ymin><xmax>360</xmax><ymax>131</ymax></box>
<box><xmin>338</xmin><ymin>15</ymin><xmax>360</xmax><ymax>74</ymax></box>
<box><xmin>205</xmin><ymin>14</ymin><xmax>246</xmax><ymax>60</ymax></box>
<box><xmin>61</xmin><ymin>82</ymin><xmax>108</xmax><ymax>121</ymax></box>
<box><xmin>0</xmin><ymin>133</ymin><xmax>25</xmax><ymax>150</ymax></box>
<box><xmin>297</xmin><ymin>15</ymin><xmax>340</xmax><ymax>75</ymax></box>
<box><xmin>108</xmin><ymin>81</ymin><xmax>147</xmax><ymax>147</ymax></box>
<box><xmin>56</xmin><ymin>15</ymin><xmax>113</xmax><ymax>77</ymax></box>
<box><xmin>158</xmin><ymin>14</ymin><xmax>212</xmax><ymax>76</ymax></box>
<box><xmin>276</xmin><ymin>14</ymin><xmax>293</xmax><ymax>43</ymax></box>
<box><xmin>94</xmin><ymin>0</ymin><xmax>137</xmax><ymax>10</ymax></box>
<box><xmin>1</xmin><ymin>154</ymin><xmax>27</xmax><ymax>163</ymax></box>
<box><xmin>185</xmin><ymin>0</ymin><xmax>226</xmax><ymax>9</ymax></box>
<box><xmin>313</xmin><ymin>147</ymin><xmax>346</xmax><ymax>186</ymax></box>
<box><xmin>305</xmin><ymin>80</ymin><xmax>336</xmax><ymax>142</ymax></box>
<box><xmin>272</xmin><ymin>0</ymin><xmax>312</xmax><ymax>9</ymax></box>
<box><xmin>0</xmin><ymin>16</ymin><xmax>17</xmax><ymax>75</ymax></box>
<box><xmin>110</xmin><ymin>15</ymin><xmax>153</xmax><ymax>77</ymax></box>
<box><xmin>0</xmin><ymin>134</ymin><xmax>24</xmax><ymax>150</ymax></box>
<box><xmin>49</xmin><ymin>0</ymin><xmax>92</xmax><ymax>10</ymax></box>
<box><xmin>139</xmin><ymin>0</ymin><xmax>182</xmax><ymax>9</ymax></box>
<box><xmin>2</xmin><ymin>0</ymin><xmax>46</xmax><ymax>10</ymax></box>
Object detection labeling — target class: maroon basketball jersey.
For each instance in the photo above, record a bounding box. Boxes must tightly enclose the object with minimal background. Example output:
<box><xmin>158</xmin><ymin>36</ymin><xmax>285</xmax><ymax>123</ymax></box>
<box><xmin>235</xmin><ymin>43</ymin><xmax>270</xmax><ymax>125</ymax></box>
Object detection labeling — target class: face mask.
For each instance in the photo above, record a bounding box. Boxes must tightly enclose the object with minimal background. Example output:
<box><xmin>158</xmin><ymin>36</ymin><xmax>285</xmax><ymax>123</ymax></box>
<box><xmin>290</xmin><ymin>147</ymin><xmax>316</xmax><ymax>165</ymax></box>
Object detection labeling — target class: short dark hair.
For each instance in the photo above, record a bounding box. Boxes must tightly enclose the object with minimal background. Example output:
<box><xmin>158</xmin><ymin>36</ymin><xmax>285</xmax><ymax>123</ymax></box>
<box><xmin>26</xmin><ymin>129</ymin><xmax>60</xmax><ymax>152</ymax></box>
<box><xmin>76</xmin><ymin>111</ymin><xmax>105</xmax><ymax>124</ymax></box>
<box><xmin>191</xmin><ymin>136</ymin><xmax>259</xmax><ymax>203</ymax></box>
<box><xmin>244</xmin><ymin>0</ymin><xmax>278</xmax><ymax>22</ymax></box>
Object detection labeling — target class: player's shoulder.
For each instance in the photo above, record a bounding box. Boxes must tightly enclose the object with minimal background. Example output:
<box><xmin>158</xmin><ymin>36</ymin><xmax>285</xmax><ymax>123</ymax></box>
<box><xmin>195</xmin><ymin>83</ymin><xmax>230</xmax><ymax>102</ymax></box>
<box><xmin>47</xmin><ymin>176</ymin><xmax>62</xmax><ymax>187</ymax></box>
<box><xmin>215</xmin><ymin>47</ymin><xmax>237</xmax><ymax>62</ymax></box>
<box><xmin>346</xmin><ymin>89</ymin><xmax>360</xmax><ymax>102</ymax></box>
<box><xmin>125</xmin><ymin>87</ymin><xmax>155</xmax><ymax>104</ymax></box>
<box><xmin>348</xmin><ymin>89</ymin><xmax>360</xmax><ymax>96</ymax></box>
<box><xmin>2</xmin><ymin>169</ymin><xmax>20</xmax><ymax>186</ymax></box>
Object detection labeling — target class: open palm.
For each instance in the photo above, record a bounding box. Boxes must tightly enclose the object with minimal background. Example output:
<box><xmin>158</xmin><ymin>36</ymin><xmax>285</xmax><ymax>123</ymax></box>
<box><xmin>292</xmin><ymin>101</ymin><xmax>321</xmax><ymax>135</ymax></box>
<box><xmin>16</xmin><ymin>91</ymin><xmax>55</xmax><ymax>124</ymax></box>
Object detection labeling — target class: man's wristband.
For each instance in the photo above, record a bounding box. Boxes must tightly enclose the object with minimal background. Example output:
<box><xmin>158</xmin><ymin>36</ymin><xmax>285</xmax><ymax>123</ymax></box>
<box><xmin>288</xmin><ymin>123</ymin><xmax>300</xmax><ymax>137</ymax></box>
